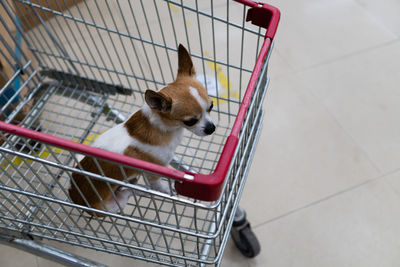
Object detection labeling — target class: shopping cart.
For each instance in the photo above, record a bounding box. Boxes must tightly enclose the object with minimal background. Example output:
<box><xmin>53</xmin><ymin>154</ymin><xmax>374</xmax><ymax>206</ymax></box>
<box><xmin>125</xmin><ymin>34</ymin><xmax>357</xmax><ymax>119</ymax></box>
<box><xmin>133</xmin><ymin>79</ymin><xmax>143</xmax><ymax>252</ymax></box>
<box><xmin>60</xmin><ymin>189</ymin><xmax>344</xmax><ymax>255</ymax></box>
<box><xmin>0</xmin><ymin>0</ymin><xmax>280</xmax><ymax>266</ymax></box>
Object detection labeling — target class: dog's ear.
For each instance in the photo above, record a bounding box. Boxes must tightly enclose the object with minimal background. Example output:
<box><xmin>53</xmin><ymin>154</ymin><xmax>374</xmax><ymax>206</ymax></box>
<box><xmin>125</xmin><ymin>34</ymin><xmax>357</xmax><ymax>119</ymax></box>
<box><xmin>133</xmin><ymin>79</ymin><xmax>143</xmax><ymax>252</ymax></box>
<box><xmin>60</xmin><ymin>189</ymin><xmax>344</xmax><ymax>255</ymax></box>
<box><xmin>177</xmin><ymin>44</ymin><xmax>195</xmax><ymax>77</ymax></box>
<box><xmin>145</xmin><ymin>90</ymin><xmax>172</xmax><ymax>112</ymax></box>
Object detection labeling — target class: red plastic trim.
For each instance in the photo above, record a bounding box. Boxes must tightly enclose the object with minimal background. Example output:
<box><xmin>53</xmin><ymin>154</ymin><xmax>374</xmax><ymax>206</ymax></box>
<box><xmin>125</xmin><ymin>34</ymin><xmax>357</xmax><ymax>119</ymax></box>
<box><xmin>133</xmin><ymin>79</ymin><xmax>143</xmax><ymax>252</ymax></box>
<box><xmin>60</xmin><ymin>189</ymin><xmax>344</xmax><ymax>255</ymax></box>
<box><xmin>0</xmin><ymin>121</ymin><xmax>186</xmax><ymax>180</ymax></box>
<box><xmin>234</xmin><ymin>0</ymin><xmax>281</xmax><ymax>39</ymax></box>
<box><xmin>0</xmin><ymin>1</ymin><xmax>279</xmax><ymax>202</ymax></box>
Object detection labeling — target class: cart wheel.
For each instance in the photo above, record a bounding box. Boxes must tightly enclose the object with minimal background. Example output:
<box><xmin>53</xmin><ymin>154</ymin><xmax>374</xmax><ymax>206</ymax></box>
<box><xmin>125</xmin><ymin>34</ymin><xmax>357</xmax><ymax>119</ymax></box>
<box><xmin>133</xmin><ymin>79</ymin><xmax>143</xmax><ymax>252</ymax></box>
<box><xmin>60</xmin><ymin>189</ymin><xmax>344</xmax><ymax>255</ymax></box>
<box><xmin>231</xmin><ymin>207</ymin><xmax>261</xmax><ymax>258</ymax></box>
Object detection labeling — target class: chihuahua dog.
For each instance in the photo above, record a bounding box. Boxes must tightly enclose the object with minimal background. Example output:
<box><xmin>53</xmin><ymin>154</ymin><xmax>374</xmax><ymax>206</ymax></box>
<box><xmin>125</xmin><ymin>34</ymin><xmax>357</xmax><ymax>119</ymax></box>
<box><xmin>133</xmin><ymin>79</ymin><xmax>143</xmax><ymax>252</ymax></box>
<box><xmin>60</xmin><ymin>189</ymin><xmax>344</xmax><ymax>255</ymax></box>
<box><xmin>69</xmin><ymin>44</ymin><xmax>215</xmax><ymax>216</ymax></box>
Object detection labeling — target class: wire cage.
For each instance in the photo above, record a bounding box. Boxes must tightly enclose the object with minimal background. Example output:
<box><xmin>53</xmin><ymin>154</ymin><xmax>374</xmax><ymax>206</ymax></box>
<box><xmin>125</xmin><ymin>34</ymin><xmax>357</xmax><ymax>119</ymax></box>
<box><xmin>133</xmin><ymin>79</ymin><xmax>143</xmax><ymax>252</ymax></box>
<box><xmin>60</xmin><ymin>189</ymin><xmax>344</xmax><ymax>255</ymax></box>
<box><xmin>0</xmin><ymin>0</ymin><xmax>279</xmax><ymax>266</ymax></box>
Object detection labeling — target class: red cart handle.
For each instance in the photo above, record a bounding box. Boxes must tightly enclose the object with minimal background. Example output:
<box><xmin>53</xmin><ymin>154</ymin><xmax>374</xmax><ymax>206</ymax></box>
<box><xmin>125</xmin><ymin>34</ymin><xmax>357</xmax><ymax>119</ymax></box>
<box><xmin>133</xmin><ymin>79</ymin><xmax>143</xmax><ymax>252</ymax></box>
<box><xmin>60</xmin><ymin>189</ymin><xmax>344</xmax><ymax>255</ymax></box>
<box><xmin>235</xmin><ymin>0</ymin><xmax>281</xmax><ymax>39</ymax></box>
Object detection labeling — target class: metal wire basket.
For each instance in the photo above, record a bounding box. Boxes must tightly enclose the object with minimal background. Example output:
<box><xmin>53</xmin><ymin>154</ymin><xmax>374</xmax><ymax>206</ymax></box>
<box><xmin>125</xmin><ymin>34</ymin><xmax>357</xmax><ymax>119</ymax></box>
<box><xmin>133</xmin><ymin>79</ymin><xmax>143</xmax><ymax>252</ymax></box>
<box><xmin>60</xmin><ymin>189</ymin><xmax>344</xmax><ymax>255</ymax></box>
<box><xmin>0</xmin><ymin>0</ymin><xmax>280</xmax><ymax>266</ymax></box>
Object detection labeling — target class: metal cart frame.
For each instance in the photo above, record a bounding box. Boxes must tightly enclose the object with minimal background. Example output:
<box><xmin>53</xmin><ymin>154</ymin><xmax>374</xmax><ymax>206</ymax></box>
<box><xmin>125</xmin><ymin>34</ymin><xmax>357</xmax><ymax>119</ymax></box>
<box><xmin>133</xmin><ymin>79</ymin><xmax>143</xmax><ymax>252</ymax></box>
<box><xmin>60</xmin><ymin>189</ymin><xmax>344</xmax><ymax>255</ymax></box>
<box><xmin>0</xmin><ymin>0</ymin><xmax>280</xmax><ymax>266</ymax></box>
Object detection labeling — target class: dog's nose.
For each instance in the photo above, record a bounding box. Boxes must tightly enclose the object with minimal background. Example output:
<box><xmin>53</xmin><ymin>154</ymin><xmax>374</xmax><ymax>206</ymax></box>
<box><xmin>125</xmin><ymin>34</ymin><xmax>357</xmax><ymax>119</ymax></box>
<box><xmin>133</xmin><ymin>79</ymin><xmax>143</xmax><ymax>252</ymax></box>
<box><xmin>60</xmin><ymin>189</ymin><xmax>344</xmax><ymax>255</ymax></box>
<box><xmin>204</xmin><ymin>123</ymin><xmax>216</xmax><ymax>135</ymax></box>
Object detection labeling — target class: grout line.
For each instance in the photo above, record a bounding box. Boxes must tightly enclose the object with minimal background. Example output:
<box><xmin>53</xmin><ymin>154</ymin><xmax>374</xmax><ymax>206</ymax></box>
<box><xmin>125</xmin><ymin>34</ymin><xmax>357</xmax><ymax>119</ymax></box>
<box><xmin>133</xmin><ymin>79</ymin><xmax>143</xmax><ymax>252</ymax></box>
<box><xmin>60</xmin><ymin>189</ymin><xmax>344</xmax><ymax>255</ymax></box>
<box><xmin>302</xmin><ymin>85</ymin><xmax>382</xmax><ymax>174</ymax></box>
<box><xmin>35</xmin><ymin>256</ymin><xmax>40</xmax><ymax>267</ymax></box>
<box><xmin>253</xmin><ymin>167</ymin><xmax>400</xmax><ymax>229</ymax></box>
<box><xmin>272</xmin><ymin>46</ymin><xmax>298</xmax><ymax>73</ymax></box>
<box><xmin>353</xmin><ymin>0</ymin><xmax>400</xmax><ymax>39</ymax></box>
<box><xmin>325</xmin><ymin>113</ymin><xmax>381</xmax><ymax>173</ymax></box>
<box><xmin>270</xmin><ymin>63</ymin><xmax>383</xmax><ymax>175</ymax></box>
<box><xmin>296</xmin><ymin>38</ymin><xmax>400</xmax><ymax>74</ymax></box>
<box><xmin>384</xmin><ymin>169</ymin><xmax>400</xmax><ymax>198</ymax></box>
<box><xmin>266</xmin><ymin>38</ymin><xmax>400</xmax><ymax>85</ymax></box>
<box><xmin>274</xmin><ymin>42</ymin><xmax>400</xmax><ymax>175</ymax></box>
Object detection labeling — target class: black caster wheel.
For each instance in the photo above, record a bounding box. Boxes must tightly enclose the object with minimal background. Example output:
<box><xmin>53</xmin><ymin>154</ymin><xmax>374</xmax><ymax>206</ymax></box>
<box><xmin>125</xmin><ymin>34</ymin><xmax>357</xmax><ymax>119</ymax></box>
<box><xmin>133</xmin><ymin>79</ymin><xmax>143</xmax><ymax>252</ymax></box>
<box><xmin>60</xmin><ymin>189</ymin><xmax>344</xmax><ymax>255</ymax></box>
<box><xmin>231</xmin><ymin>207</ymin><xmax>261</xmax><ymax>258</ymax></box>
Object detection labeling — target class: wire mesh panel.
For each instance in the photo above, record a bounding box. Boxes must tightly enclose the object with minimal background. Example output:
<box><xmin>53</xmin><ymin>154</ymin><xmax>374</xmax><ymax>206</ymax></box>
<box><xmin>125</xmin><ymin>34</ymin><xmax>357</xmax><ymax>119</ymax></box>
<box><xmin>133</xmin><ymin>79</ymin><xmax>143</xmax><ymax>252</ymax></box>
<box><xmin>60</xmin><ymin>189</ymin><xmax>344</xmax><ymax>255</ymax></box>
<box><xmin>8</xmin><ymin>0</ymin><xmax>269</xmax><ymax>171</ymax></box>
<box><xmin>0</xmin><ymin>0</ymin><xmax>279</xmax><ymax>266</ymax></box>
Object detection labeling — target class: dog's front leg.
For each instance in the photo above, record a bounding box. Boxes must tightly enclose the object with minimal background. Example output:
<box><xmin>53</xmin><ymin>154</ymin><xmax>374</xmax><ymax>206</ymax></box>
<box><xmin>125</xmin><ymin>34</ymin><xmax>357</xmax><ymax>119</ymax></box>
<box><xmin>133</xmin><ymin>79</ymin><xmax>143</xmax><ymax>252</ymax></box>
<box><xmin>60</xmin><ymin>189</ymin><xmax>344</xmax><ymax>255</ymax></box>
<box><xmin>146</xmin><ymin>174</ymin><xmax>173</xmax><ymax>195</ymax></box>
<box><xmin>102</xmin><ymin>188</ymin><xmax>134</xmax><ymax>214</ymax></box>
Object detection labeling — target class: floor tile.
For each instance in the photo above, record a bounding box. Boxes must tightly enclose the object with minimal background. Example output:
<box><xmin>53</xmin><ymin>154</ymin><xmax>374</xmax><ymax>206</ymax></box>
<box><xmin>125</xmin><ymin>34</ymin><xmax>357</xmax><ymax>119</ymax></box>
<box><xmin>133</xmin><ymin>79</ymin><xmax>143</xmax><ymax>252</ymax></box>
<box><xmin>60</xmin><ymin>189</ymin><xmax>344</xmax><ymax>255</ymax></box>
<box><xmin>268</xmin><ymin>44</ymin><xmax>295</xmax><ymax>79</ymax></box>
<box><xmin>247</xmin><ymin>176</ymin><xmax>400</xmax><ymax>267</ymax></box>
<box><xmin>355</xmin><ymin>0</ymin><xmax>400</xmax><ymax>37</ymax></box>
<box><xmin>265</xmin><ymin>0</ymin><xmax>397</xmax><ymax>70</ymax></box>
<box><xmin>296</xmin><ymin>41</ymin><xmax>400</xmax><ymax>172</ymax></box>
<box><xmin>220</xmin><ymin>238</ymin><xmax>251</xmax><ymax>267</ymax></box>
<box><xmin>239</xmin><ymin>74</ymin><xmax>379</xmax><ymax>226</ymax></box>
<box><xmin>0</xmin><ymin>244</ymin><xmax>38</xmax><ymax>267</ymax></box>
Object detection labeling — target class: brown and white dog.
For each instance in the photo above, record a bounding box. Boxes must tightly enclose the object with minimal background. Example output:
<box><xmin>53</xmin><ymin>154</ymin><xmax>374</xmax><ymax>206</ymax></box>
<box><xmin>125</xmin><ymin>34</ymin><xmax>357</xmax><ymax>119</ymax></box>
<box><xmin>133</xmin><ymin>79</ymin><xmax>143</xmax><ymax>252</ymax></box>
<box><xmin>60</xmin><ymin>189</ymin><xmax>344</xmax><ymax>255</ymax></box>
<box><xmin>69</xmin><ymin>45</ymin><xmax>215</xmax><ymax>216</ymax></box>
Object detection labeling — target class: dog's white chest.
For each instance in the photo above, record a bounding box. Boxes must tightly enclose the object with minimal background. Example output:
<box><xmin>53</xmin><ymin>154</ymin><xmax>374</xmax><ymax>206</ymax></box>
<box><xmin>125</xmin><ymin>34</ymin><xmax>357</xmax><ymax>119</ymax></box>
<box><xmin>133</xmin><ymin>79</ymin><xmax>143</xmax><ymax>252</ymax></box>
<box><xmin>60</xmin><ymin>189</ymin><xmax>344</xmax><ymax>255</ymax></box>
<box><xmin>92</xmin><ymin>124</ymin><xmax>132</xmax><ymax>154</ymax></box>
<box><xmin>92</xmin><ymin>123</ymin><xmax>183</xmax><ymax>165</ymax></box>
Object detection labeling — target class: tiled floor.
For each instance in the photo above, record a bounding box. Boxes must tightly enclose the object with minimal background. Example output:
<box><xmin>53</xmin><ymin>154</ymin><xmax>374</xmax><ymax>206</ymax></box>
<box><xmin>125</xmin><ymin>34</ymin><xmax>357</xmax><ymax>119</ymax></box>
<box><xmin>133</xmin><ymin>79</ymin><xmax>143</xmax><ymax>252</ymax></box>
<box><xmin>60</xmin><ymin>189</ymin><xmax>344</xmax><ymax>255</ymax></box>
<box><xmin>2</xmin><ymin>0</ymin><xmax>400</xmax><ymax>266</ymax></box>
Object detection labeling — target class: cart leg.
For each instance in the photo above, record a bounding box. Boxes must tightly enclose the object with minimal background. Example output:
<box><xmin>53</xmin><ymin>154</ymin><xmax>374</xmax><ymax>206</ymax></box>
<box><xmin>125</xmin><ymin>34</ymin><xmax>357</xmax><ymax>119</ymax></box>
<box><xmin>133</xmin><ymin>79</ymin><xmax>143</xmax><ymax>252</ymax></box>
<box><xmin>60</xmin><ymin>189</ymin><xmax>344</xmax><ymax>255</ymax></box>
<box><xmin>231</xmin><ymin>206</ymin><xmax>261</xmax><ymax>258</ymax></box>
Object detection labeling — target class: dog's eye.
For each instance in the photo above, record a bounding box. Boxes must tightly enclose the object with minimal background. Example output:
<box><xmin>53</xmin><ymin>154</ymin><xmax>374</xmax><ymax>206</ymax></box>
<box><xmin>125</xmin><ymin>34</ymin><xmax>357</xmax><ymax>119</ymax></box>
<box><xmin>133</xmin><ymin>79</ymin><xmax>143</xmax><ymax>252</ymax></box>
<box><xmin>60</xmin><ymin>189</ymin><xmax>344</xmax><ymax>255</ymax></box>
<box><xmin>183</xmin><ymin>118</ymin><xmax>199</xmax><ymax>126</ymax></box>
<box><xmin>208</xmin><ymin>102</ymin><xmax>214</xmax><ymax>112</ymax></box>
